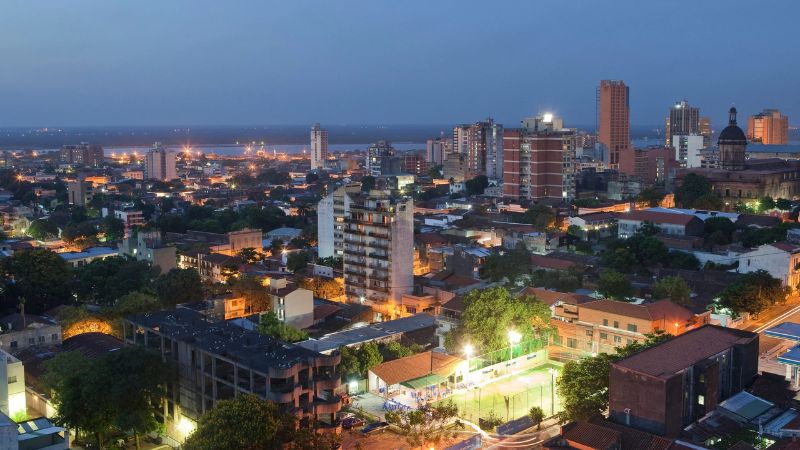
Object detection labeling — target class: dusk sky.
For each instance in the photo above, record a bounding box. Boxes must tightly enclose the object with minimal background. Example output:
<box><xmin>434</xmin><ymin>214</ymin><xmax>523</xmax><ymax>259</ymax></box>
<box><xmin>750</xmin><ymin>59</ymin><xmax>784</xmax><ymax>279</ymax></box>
<box><xmin>1</xmin><ymin>0</ymin><xmax>798</xmax><ymax>128</ymax></box>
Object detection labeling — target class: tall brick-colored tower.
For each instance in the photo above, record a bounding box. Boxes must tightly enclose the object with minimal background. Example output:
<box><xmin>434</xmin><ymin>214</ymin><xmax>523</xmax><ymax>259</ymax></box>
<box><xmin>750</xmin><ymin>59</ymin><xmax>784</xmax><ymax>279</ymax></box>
<box><xmin>598</xmin><ymin>80</ymin><xmax>630</xmax><ymax>171</ymax></box>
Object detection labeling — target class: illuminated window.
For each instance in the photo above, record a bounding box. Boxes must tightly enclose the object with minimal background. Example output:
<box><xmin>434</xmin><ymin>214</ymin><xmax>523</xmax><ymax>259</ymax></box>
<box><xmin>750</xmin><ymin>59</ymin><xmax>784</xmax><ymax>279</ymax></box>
<box><xmin>698</xmin><ymin>395</ymin><xmax>705</xmax><ymax>405</ymax></box>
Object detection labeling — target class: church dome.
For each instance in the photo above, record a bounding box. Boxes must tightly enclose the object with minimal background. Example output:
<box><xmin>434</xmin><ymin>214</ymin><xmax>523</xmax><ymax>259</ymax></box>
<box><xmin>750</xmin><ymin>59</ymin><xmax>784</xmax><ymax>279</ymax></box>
<box><xmin>718</xmin><ymin>107</ymin><xmax>747</xmax><ymax>143</ymax></box>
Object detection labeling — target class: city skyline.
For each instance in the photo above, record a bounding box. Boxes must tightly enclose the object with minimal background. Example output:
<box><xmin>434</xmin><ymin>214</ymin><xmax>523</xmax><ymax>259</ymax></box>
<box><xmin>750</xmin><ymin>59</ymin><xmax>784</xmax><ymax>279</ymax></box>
<box><xmin>1</xmin><ymin>0</ymin><xmax>799</xmax><ymax>128</ymax></box>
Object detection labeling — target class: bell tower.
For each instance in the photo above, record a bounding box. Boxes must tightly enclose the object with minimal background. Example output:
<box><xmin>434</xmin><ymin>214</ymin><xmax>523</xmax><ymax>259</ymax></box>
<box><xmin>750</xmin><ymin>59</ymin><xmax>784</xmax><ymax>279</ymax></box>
<box><xmin>718</xmin><ymin>107</ymin><xmax>747</xmax><ymax>171</ymax></box>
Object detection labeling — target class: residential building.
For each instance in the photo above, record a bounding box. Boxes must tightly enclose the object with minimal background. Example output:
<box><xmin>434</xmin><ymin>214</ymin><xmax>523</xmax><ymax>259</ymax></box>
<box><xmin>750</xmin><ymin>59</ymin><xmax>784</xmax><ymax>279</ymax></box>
<box><xmin>67</xmin><ymin>180</ymin><xmax>92</xmax><ymax>206</ymax></box>
<box><xmin>59</xmin><ymin>142</ymin><xmax>104</xmax><ymax>167</ymax></box>
<box><xmin>544</xmin><ymin>418</ymin><xmax>673</xmax><ymax>450</ymax></box>
<box><xmin>119</xmin><ymin>230</ymin><xmax>177</xmax><ymax>274</ymax></box>
<box><xmin>748</xmin><ymin>109</ymin><xmax>789</xmax><ymax>145</ymax></box>
<box><xmin>551</xmin><ymin>298</ymin><xmax>703</xmax><ymax>355</ymax></box>
<box><xmin>598</xmin><ymin>80</ymin><xmax>630</xmax><ymax>170</ymax></box>
<box><xmin>310</xmin><ymin>123</ymin><xmax>328</xmax><ymax>170</ymax></box>
<box><xmin>297</xmin><ymin>313</ymin><xmax>436</xmax><ymax>355</ymax></box>
<box><xmin>0</xmin><ymin>414</ymin><xmax>69</xmax><ymax>450</ymax></box>
<box><xmin>503</xmin><ymin>115</ymin><xmax>578</xmax><ymax>201</ymax></box>
<box><xmin>0</xmin><ymin>349</ymin><xmax>26</xmax><ymax>419</ymax></box>
<box><xmin>442</xmin><ymin>153</ymin><xmax>470</xmax><ymax>182</ymax></box>
<box><xmin>665</xmin><ymin>100</ymin><xmax>700</xmax><ymax>147</ymax></box>
<box><xmin>426</xmin><ymin>137</ymin><xmax>449</xmax><ymax>166</ymax></box>
<box><xmin>342</xmin><ymin>190</ymin><xmax>414</xmax><ymax>321</ymax></box>
<box><xmin>366</xmin><ymin>140</ymin><xmax>395</xmax><ymax>177</ymax></box>
<box><xmin>0</xmin><ymin>314</ymin><xmax>61</xmax><ymax>353</ymax></box>
<box><xmin>58</xmin><ymin>247</ymin><xmax>118</xmax><ymax>267</ymax></box>
<box><xmin>401</xmin><ymin>153</ymin><xmax>428</xmax><ymax>176</ymax></box>
<box><xmin>265</xmin><ymin>277</ymin><xmax>314</xmax><ymax>329</ymax></box>
<box><xmin>609</xmin><ymin>325</ymin><xmax>758</xmax><ymax>437</ymax></box>
<box><xmin>738</xmin><ymin>241</ymin><xmax>800</xmax><ymax>292</ymax></box>
<box><xmin>672</xmin><ymin>134</ymin><xmax>705</xmax><ymax>168</ymax></box>
<box><xmin>453</xmin><ymin>118</ymin><xmax>504</xmax><ymax>179</ymax></box>
<box><xmin>145</xmin><ymin>143</ymin><xmax>177</xmax><ymax>181</ymax></box>
<box><xmin>567</xmin><ymin>212</ymin><xmax>618</xmax><ymax>241</ymax></box>
<box><xmin>317</xmin><ymin>183</ymin><xmax>361</xmax><ymax>259</ymax></box>
<box><xmin>617</xmin><ymin>209</ymin><xmax>704</xmax><ymax>239</ymax></box>
<box><xmin>124</xmin><ymin>308</ymin><xmax>342</xmax><ymax>442</ymax></box>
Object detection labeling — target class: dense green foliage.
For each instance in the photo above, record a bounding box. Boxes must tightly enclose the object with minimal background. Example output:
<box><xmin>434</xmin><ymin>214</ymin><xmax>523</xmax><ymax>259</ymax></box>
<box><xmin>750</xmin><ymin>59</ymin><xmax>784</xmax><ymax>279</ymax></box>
<box><xmin>444</xmin><ymin>287</ymin><xmax>551</xmax><ymax>355</ymax></box>
<box><xmin>602</xmin><ymin>235</ymin><xmax>700</xmax><ymax>273</ymax></box>
<box><xmin>718</xmin><ymin>270</ymin><xmax>788</xmax><ymax>316</ymax></box>
<box><xmin>385</xmin><ymin>400</ymin><xmax>459</xmax><ymax>448</ymax></box>
<box><xmin>596</xmin><ymin>270</ymin><xmax>632</xmax><ymax>300</ymax></box>
<box><xmin>74</xmin><ymin>256</ymin><xmax>158</xmax><ymax>305</ymax></box>
<box><xmin>521</xmin><ymin>204</ymin><xmax>556</xmax><ymax>231</ymax></box>
<box><xmin>1</xmin><ymin>248</ymin><xmax>73</xmax><ymax>314</ymax></box>
<box><xmin>483</xmin><ymin>244</ymin><xmax>531</xmax><ymax>283</ymax></box>
<box><xmin>651</xmin><ymin>276</ymin><xmax>692</xmax><ymax>306</ymax></box>
<box><xmin>257</xmin><ymin>311</ymin><xmax>309</xmax><ymax>343</ymax></box>
<box><xmin>530</xmin><ymin>268</ymin><xmax>583</xmax><ymax>292</ymax></box>
<box><xmin>339</xmin><ymin>341</ymin><xmax>384</xmax><ymax>379</ymax></box>
<box><xmin>464</xmin><ymin>175</ymin><xmax>489</xmax><ymax>196</ymax></box>
<box><xmin>675</xmin><ymin>173</ymin><xmax>721</xmax><ymax>209</ymax></box>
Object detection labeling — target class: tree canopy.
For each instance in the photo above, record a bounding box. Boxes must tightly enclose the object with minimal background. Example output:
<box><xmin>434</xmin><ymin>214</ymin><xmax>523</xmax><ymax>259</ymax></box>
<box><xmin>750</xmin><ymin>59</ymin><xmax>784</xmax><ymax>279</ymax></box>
<box><xmin>153</xmin><ymin>268</ymin><xmax>204</xmax><ymax>307</ymax></box>
<box><xmin>718</xmin><ymin>270</ymin><xmax>788</xmax><ymax>317</ymax></box>
<box><xmin>596</xmin><ymin>270</ymin><xmax>632</xmax><ymax>300</ymax></box>
<box><xmin>74</xmin><ymin>256</ymin><xmax>158</xmax><ymax>306</ymax></box>
<box><xmin>1</xmin><ymin>248</ymin><xmax>73</xmax><ymax>314</ymax></box>
<box><xmin>675</xmin><ymin>173</ymin><xmax>717</xmax><ymax>209</ymax></box>
<box><xmin>483</xmin><ymin>244</ymin><xmax>531</xmax><ymax>283</ymax></box>
<box><xmin>386</xmin><ymin>400</ymin><xmax>459</xmax><ymax>448</ymax></box>
<box><xmin>522</xmin><ymin>204</ymin><xmax>556</xmax><ymax>231</ymax></box>
<box><xmin>257</xmin><ymin>311</ymin><xmax>308</xmax><ymax>343</ymax></box>
<box><xmin>651</xmin><ymin>276</ymin><xmax>691</xmax><ymax>306</ymax></box>
<box><xmin>444</xmin><ymin>287</ymin><xmax>551</xmax><ymax>355</ymax></box>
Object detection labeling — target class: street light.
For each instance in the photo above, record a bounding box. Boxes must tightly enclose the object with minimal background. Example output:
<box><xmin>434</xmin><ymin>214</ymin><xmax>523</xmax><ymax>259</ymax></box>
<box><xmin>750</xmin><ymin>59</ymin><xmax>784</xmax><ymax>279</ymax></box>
<box><xmin>508</xmin><ymin>330</ymin><xmax>521</xmax><ymax>360</ymax></box>
<box><xmin>463</xmin><ymin>344</ymin><xmax>473</xmax><ymax>417</ymax></box>
<box><xmin>548</xmin><ymin>368</ymin><xmax>557</xmax><ymax>415</ymax></box>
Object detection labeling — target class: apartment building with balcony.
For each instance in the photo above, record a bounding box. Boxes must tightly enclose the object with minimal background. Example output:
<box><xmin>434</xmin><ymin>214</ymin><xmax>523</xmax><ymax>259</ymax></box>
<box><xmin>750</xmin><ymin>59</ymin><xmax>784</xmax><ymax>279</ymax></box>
<box><xmin>123</xmin><ymin>308</ymin><xmax>341</xmax><ymax>442</ymax></box>
<box><xmin>317</xmin><ymin>183</ymin><xmax>361</xmax><ymax>259</ymax></box>
<box><xmin>342</xmin><ymin>190</ymin><xmax>414</xmax><ymax>321</ymax></box>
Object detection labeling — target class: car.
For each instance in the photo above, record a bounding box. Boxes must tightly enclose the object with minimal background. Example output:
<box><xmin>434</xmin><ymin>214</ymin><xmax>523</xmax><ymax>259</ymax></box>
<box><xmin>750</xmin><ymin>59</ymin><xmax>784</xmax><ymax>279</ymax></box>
<box><xmin>360</xmin><ymin>421</ymin><xmax>389</xmax><ymax>435</ymax></box>
<box><xmin>341</xmin><ymin>417</ymin><xmax>365</xmax><ymax>429</ymax></box>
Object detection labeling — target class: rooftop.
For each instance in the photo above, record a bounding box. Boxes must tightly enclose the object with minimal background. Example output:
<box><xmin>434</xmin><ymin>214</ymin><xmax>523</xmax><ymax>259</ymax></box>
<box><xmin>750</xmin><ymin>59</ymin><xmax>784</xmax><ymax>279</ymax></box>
<box><xmin>58</xmin><ymin>246</ymin><xmax>117</xmax><ymax>261</ymax></box>
<box><xmin>618</xmin><ymin>210</ymin><xmax>699</xmax><ymax>226</ymax></box>
<box><xmin>296</xmin><ymin>313</ymin><xmax>435</xmax><ymax>354</ymax></box>
<box><xmin>613</xmin><ymin>325</ymin><xmax>757</xmax><ymax>379</ymax></box>
<box><xmin>369</xmin><ymin>350</ymin><xmax>462</xmax><ymax>386</ymax></box>
<box><xmin>127</xmin><ymin>308</ymin><xmax>327</xmax><ymax>372</ymax></box>
<box><xmin>581</xmin><ymin>299</ymin><xmax>695</xmax><ymax>323</ymax></box>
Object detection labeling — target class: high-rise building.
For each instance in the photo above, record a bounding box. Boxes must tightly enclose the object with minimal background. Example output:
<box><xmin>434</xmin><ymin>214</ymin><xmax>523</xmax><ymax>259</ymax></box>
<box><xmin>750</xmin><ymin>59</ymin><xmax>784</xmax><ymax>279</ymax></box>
<box><xmin>699</xmin><ymin>116</ymin><xmax>713</xmax><ymax>147</ymax></box>
<box><xmin>59</xmin><ymin>142</ymin><xmax>104</xmax><ymax>167</ymax></box>
<box><xmin>317</xmin><ymin>183</ymin><xmax>361</xmax><ymax>259</ymax></box>
<box><xmin>144</xmin><ymin>143</ymin><xmax>177</xmax><ymax>181</ymax></box>
<box><xmin>452</xmin><ymin>118</ymin><xmax>503</xmax><ymax>179</ymax></box>
<box><xmin>342</xmin><ymin>190</ymin><xmax>413</xmax><ymax>321</ymax></box>
<box><xmin>672</xmin><ymin>134</ymin><xmax>705</xmax><ymax>168</ymax></box>
<box><xmin>310</xmin><ymin>123</ymin><xmax>329</xmax><ymax>170</ymax></box>
<box><xmin>366</xmin><ymin>140</ymin><xmax>395</xmax><ymax>176</ymax></box>
<box><xmin>426</xmin><ymin>137</ymin><xmax>449</xmax><ymax>166</ymax></box>
<box><xmin>665</xmin><ymin>100</ymin><xmax>700</xmax><ymax>147</ymax></box>
<box><xmin>402</xmin><ymin>153</ymin><xmax>428</xmax><ymax>176</ymax></box>
<box><xmin>747</xmin><ymin>109</ymin><xmax>789</xmax><ymax>145</ymax></box>
<box><xmin>597</xmin><ymin>80</ymin><xmax>630</xmax><ymax>170</ymax></box>
<box><xmin>503</xmin><ymin>114</ymin><xmax>577</xmax><ymax>201</ymax></box>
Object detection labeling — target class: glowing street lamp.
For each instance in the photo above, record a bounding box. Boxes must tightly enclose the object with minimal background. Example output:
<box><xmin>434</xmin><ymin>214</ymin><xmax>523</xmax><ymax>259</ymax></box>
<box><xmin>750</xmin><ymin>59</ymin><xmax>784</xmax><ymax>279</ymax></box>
<box><xmin>463</xmin><ymin>343</ymin><xmax>473</xmax><ymax>378</ymax></box>
<box><xmin>547</xmin><ymin>367</ymin><xmax>557</xmax><ymax>414</ymax></box>
<box><xmin>508</xmin><ymin>330</ymin><xmax>521</xmax><ymax>360</ymax></box>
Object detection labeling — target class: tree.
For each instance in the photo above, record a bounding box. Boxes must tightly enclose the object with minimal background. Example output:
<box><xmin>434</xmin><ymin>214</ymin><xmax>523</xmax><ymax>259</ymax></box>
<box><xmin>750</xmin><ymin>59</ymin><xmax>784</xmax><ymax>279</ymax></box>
<box><xmin>257</xmin><ymin>311</ymin><xmax>308</xmax><ymax>342</ymax></box>
<box><xmin>666</xmin><ymin>251</ymin><xmax>701</xmax><ymax>270</ymax></box>
<box><xmin>529</xmin><ymin>406</ymin><xmax>545</xmax><ymax>430</ymax></box>
<box><xmin>427</xmin><ymin>165</ymin><xmax>441</xmax><ymax>179</ymax></box>
<box><xmin>719</xmin><ymin>270</ymin><xmax>789</xmax><ymax>317</ymax></box>
<box><xmin>305</xmin><ymin>172</ymin><xmax>319</xmax><ymax>184</ymax></box>
<box><xmin>464</xmin><ymin>175</ymin><xmax>489</xmax><ymax>196</ymax></box>
<box><xmin>637</xmin><ymin>221</ymin><xmax>661</xmax><ymax>236</ymax></box>
<box><xmin>153</xmin><ymin>268</ymin><xmax>204</xmax><ymax>307</ymax></box>
<box><xmin>360</xmin><ymin>341</ymin><xmax>384</xmax><ymax>373</ymax></box>
<box><xmin>27</xmin><ymin>218</ymin><xmax>59</xmax><ymax>240</ymax></box>
<box><xmin>382</xmin><ymin>341</ymin><xmax>420</xmax><ymax>360</ymax></box>
<box><xmin>522</xmin><ymin>204</ymin><xmax>556</xmax><ymax>231</ymax></box>
<box><xmin>298</xmin><ymin>276</ymin><xmax>344</xmax><ymax>300</ymax></box>
<box><xmin>385</xmin><ymin>400</ymin><xmax>459</xmax><ymax>448</ymax></box>
<box><xmin>444</xmin><ymin>287</ymin><xmax>551</xmax><ymax>355</ymax></box>
<box><xmin>675</xmin><ymin>173</ymin><xmax>714</xmax><ymax>208</ymax></box>
<box><xmin>286</xmin><ymin>251</ymin><xmax>310</xmax><ymax>273</ymax></box>
<box><xmin>760</xmin><ymin>196</ymin><xmax>776</xmax><ymax>212</ymax></box>
<box><xmin>339</xmin><ymin>346</ymin><xmax>362</xmax><ymax>379</ymax></box>
<box><xmin>703</xmin><ymin>217</ymin><xmax>736</xmax><ymax>248</ymax></box>
<box><xmin>270</xmin><ymin>239</ymin><xmax>285</xmax><ymax>255</ymax></box>
<box><xmin>101</xmin><ymin>215</ymin><xmax>125</xmax><ymax>242</ymax></box>
<box><xmin>62</xmin><ymin>221</ymin><xmax>99</xmax><ymax>248</ymax></box>
<box><xmin>361</xmin><ymin>176</ymin><xmax>376</xmax><ymax>192</ymax></box>
<box><xmin>237</xmin><ymin>247</ymin><xmax>261</xmax><ymax>264</ymax></box>
<box><xmin>183</xmin><ymin>395</ymin><xmax>293</xmax><ymax>450</ymax></box>
<box><xmin>776</xmin><ymin>198</ymin><xmax>792</xmax><ymax>211</ymax></box>
<box><xmin>652</xmin><ymin>276</ymin><xmax>691</xmax><ymax>306</ymax></box>
<box><xmin>597</xmin><ymin>270</ymin><xmax>632</xmax><ymax>300</ymax></box>
<box><xmin>637</xmin><ymin>187</ymin><xmax>665</xmax><ymax>207</ymax></box>
<box><xmin>231</xmin><ymin>275</ymin><xmax>271</xmax><ymax>313</ymax></box>
<box><xmin>692</xmin><ymin>193</ymin><xmax>724</xmax><ymax>211</ymax></box>
<box><xmin>1</xmin><ymin>248</ymin><xmax>73</xmax><ymax>314</ymax></box>
<box><xmin>316</xmin><ymin>256</ymin><xmax>342</xmax><ymax>268</ymax></box>
<box><xmin>483</xmin><ymin>244</ymin><xmax>531</xmax><ymax>283</ymax></box>
<box><xmin>74</xmin><ymin>256</ymin><xmax>157</xmax><ymax>306</ymax></box>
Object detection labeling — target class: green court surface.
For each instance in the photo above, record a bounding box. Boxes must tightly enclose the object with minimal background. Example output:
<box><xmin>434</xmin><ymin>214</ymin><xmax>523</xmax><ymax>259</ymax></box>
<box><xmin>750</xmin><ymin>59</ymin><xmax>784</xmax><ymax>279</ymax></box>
<box><xmin>434</xmin><ymin>363</ymin><xmax>563</xmax><ymax>423</ymax></box>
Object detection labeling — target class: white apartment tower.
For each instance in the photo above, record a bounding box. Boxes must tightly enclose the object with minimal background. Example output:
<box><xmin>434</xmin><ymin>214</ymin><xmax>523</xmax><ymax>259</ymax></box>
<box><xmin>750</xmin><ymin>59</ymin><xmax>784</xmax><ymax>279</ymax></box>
<box><xmin>310</xmin><ymin>123</ymin><xmax>328</xmax><ymax>171</ymax></box>
<box><xmin>145</xmin><ymin>143</ymin><xmax>177</xmax><ymax>181</ymax></box>
<box><xmin>317</xmin><ymin>183</ymin><xmax>362</xmax><ymax>259</ymax></box>
<box><xmin>342</xmin><ymin>190</ymin><xmax>414</xmax><ymax>321</ymax></box>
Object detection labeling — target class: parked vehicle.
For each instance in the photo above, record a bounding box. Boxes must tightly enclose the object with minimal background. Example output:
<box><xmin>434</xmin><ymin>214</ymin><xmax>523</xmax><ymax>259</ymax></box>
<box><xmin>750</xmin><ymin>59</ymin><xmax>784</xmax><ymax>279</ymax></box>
<box><xmin>360</xmin><ymin>421</ymin><xmax>389</xmax><ymax>435</ymax></box>
<box><xmin>342</xmin><ymin>417</ymin><xmax>365</xmax><ymax>429</ymax></box>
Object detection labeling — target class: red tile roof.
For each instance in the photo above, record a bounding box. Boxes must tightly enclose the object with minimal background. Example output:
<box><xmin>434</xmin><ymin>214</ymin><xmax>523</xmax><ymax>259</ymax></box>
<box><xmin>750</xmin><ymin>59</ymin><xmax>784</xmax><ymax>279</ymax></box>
<box><xmin>613</xmin><ymin>325</ymin><xmax>757</xmax><ymax>378</ymax></box>
<box><xmin>619</xmin><ymin>210</ymin><xmax>698</xmax><ymax>226</ymax></box>
<box><xmin>530</xmin><ymin>255</ymin><xmax>577</xmax><ymax>270</ymax></box>
<box><xmin>369</xmin><ymin>351</ymin><xmax>462</xmax><ymax>386</ymax></box>
<box><xmin>562</xmin><ymin>421</ymin><xmax>620</xmax><ymax>450</ymax></box>
<box><xmin>520</xmin><ymin>287</ymin><xmax>592</xmax><ymax>307</ymax></box>
<box><xmin>415</xmin><ymin>233</ymin><xmax>449</xmax><ymax>246</ymax></box>
<box><xmin>770</xmin><ymin>241</ymin><xmax>800</xmax><ymax>253</ymax></box>
<box><xmin>580</xmin><ymin>299</ymin><xmax>694</xmax><ymax>323</ymax></box>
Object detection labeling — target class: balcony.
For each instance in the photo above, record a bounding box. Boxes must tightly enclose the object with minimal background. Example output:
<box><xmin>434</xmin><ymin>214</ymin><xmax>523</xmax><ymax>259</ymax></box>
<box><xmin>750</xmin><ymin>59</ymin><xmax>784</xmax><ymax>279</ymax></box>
<box><xmin>367</xmin><ymin>241</ymin><xmax>390</xmax><ymax>250</ymax></box>
<box><xmin>344</xmin><ymin>268</ymin><xmax>366</xmax><ymax>277</ymax></box>
<box><xmin>368</xmin><ymin>231</ymin><xmax>389</xmax><ymax>239</ymax></box>
<box><xmin>346</xmin><ymin>279</ymin><xmax>367</xmax><ymax>289</ymax></box>
<box><xmin>368</xmin><ymin>252</ymin><xmax>389</xmax><ymax>261</ymax></box>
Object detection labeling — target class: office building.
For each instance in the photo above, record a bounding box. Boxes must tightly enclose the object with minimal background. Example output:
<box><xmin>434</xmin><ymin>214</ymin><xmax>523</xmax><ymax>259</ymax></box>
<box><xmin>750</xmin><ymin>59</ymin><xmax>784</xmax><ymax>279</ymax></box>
<box><xmin>366</xmin><ymin>140</ymin><xmax>395</xmax><ymax>176</ymax></box>
<box><xmin>453</xmin><ymin>118</ymin><xmax>503</xmax><ymax>179</ymax></box>
<box><xmin>597</xmin><ymin>80</ymin><xmax>630</xmax><ymax>170</ymax></box>
<box><xmin>310</xmin><ymin>123</ymin><xmax>328</xmax><ymax>170</ymax></box>
<box><xmin>123</xmin><ymin>308</ymin><xmax>342</xmax><ymax>442</ymax></box>
<box><xmin>59</xmin><ymin>142</ymin><xmax>104</xmax><ymax>167</ymax></box>
<box><xmin>665</xmin><ymin>100</ymin><xmax>700</xmax><ymax>147</ymax></box>
<box><xmin>342</xmin><ymin>190</ymin><xmax>414</xmax><ymax>321</ymax></box>
<box><xmin>609</xmin><ymin>325</ymin><xmax>758</xmax><ymax>437</ymax></box>
<box><xmin>503</xmin><ymin>114</ymin><xmax>577</xmax><ymax>201</ymax></box>
<box><xmin>699</xmin><ymin>116</ymin><xmax>713</xmax><ymax>147</ymax></box>
<box><xmin>144</xmin><ymin>143</ymin><xmax>177</xmax><ymax>181</ymax></box>
<box><xmin>317</xmin><ymin>183</ymin><xmax>362</xmax><ymax>259</ymax></box>
<box><xmin>67</xmin><ymin>180</ymin><xmax>93</xmax><ymax>206</ymax></box>
<box><xmin>748</xmin><ymin>109</ymin><xmax>789</xmax><ymax>145</ymax></box>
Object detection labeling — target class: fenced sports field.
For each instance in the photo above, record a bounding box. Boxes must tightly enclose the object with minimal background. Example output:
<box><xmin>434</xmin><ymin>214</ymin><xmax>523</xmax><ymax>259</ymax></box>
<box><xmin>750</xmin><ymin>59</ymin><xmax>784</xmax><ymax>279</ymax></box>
<box><xmin>434</xmin><ymin>362</ymin><xmax>562</xmax><ymax>424</ymax></box>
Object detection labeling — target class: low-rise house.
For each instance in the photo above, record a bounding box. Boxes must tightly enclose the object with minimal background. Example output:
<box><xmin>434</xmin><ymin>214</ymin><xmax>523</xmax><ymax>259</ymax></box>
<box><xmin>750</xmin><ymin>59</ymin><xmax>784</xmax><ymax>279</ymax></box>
<box><xmin>119</xmin><ymin>230</ymin><xmax>177</xmax><ymax>274</ymax></box>
<box><xmin>617</xmin><ymin>209</ymin><xmax>704</xmax><ymax>239</ymax></box>
<box><xmin>367</xmin><ymin>351</ymin><xmax>464</xmax><ymax>397</ymax></box>
<box><xmin>567</xmin><ymin>212</ymin><xmax>619</xmax><ymax>241</ymax></box>
<box><xmin>738</xmin><ymin>241</ymin><xmax>800</xmax><ymax>291</ymax></box>
<box><xmin>265</xmin><ymin>227</ymin><xmax>303</xmax><ymax>243</ymax></box>
<box><xmin>0</xmin><ymin>314</ymin><xmax>61</xmax><ymax>353</ymax></box>
<box><xmin>57</xmin><ymin>246</ymin><xmax>118</xmax><ymax>267</ymax></box>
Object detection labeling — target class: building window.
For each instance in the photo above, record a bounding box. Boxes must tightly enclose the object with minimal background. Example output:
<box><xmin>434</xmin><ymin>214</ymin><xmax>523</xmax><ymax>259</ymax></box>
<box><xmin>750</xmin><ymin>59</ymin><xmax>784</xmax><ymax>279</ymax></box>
<box><xmin>38</xmin><ymin>335</ymin><xmax>45</xmax><ymax>343</ymax></box>
<box><xmin>7</xmin><ymin>376</ymin><xmax>16</xmax><ymax>384</ymax></box>
<box><xmin>627</xmin><ymin>339</ymin><xmax>634</xmax><ymax>345</ymax></box>
<box><xmin>567</xmin><ymin>338</ymin><xmax>578</xmax><ymax>349</ymax></box>
<box><xmin>603</xmin><ymin>319</ymin><xmax>608</xmax><ymax>326</ymax></box>
<box><xmin>10</xmin><ymin>341</ymin><xmax>17</xmax><ymax>349</ymax></box>
<box><xmin>613</xmin><ymin>336</ymin><xmax>622</xmax><ymax>344</ymax></box>
<box><xmin>28</xmin><ymin>338</ymin><xmax>34</xmax><ymax>345</ymax></box>
<box><xmin>585</xmin><ymin>330</ymin><xmax>593</xmax><ymax>337</ymax></box>
<box><xmin>613</xmin><ymin>321</ymin><xmax>619</xmax><ymax>329</ymax></box>
<box><xmin>600</xmin><ymin>332</ymin><xmax>608</xmax><ymax>340</ymax></box>
<box><xmin>698</xmin><ymin>395</ymin><xmax>705</xmax><ymax>405</ymax></box>
<box><xmin>627</xmin><ymin>324</ymin><xmax>637</xmax><ymax>332</ymax></box>
<box><xmin>51</xmin><ymin>333</ymin><xmax>59</xmax><ymax>341</ymax></box>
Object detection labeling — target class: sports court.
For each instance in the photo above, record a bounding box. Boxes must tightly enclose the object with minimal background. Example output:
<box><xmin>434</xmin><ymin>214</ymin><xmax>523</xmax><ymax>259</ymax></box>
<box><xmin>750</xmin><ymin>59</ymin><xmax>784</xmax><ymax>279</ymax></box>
<box><xmin>433</xmin><ymin>362</ymin><xmax>563</xmax><ymax>424</ymax></box>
